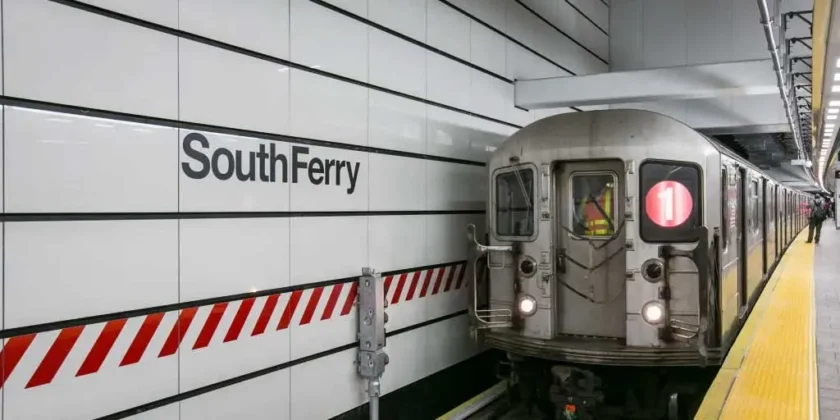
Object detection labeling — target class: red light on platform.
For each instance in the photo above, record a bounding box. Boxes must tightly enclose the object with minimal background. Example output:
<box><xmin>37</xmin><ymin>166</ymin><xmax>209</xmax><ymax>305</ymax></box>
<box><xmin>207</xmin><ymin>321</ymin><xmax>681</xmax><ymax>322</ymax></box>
<box><xmin>645</xmin><ymin>181</ymin><xmax>693</xmax><ymax>227</ymax></box>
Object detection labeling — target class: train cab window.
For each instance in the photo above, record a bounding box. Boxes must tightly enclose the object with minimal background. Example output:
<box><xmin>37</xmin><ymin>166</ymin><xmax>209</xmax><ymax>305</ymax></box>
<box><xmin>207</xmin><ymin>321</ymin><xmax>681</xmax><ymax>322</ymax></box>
<box><xmin>639</xmin><ymin>160</ymin><xmax>702</xmax><ymax>243</ymax></box>
<box><xmin>570</xmin><ymin>173</ymin><xmax>617</xmax><ymax>238</ymax></box>
<box><xmin>495</xmin><ymin>168</ymin><xmax>535</xmax><ymax>238</ymax></box>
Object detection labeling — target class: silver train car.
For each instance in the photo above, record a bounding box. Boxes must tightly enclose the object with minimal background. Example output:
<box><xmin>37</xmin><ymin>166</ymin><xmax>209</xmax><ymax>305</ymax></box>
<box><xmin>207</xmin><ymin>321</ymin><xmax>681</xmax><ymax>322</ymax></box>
<box><xmin>466</xmin><ymin>109</ymin><xmax>808</xmax><ymax>418</ymax></box>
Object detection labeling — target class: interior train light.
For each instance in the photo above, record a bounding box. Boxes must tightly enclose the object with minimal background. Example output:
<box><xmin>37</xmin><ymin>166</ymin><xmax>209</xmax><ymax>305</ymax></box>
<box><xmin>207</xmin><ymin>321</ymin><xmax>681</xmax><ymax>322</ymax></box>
<box><xmin>518</xmin><ymin>295</ymin><xmax>537</xmax><ymax>317</ymax></box>
<box><xmin>641</xmin><ymin>259</ymin><xmax>665</xmax><ymax>282</ymax></box>
<box><xmin>641</xmin><ymin>301</ymin><xmax>665</xmax><ymax>325</ymax></box>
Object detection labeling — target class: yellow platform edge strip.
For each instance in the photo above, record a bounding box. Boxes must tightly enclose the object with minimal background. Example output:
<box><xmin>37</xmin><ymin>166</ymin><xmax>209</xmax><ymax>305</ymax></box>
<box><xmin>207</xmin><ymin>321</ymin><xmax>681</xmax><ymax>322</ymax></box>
<box><xmin>695</xmin><ymin>233</ymin><xmax>819</xmax><ymax>419</ymax></box>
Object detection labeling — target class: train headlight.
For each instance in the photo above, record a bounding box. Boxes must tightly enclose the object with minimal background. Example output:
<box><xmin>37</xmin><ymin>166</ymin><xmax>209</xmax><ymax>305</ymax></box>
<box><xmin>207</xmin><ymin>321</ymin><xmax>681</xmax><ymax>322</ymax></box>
<box><xmin>518</xmin><ymin>295</ymin><xmax>537</xmax><ymax>317</ymax></box>
<box><xmin>641</xmin><ymin>301</ymin><xmax>665</xmax><ymax>325</ymax></box>
<box><xmin>641</xmin><ymin>259</ymin><xmax>665</xmax><ymax>283</ymax></box>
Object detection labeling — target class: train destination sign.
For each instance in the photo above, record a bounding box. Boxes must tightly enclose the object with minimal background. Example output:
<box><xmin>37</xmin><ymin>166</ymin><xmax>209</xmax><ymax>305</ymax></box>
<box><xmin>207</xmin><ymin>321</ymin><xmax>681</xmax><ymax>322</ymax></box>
<box><xmin>181</xmin><ymin>132</ymin><xmax>362</xmax><ymax>194</ymax></box>
<box><xmin>644</xmin><ymin>180</ymin><xmax>693</xmax><ymax>228</ymax></box>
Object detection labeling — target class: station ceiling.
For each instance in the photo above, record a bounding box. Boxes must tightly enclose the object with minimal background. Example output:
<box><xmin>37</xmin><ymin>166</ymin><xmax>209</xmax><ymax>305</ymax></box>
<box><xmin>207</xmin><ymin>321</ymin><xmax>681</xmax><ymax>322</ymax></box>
<box><xmin>513</xmin><ymin>0</ymin><xmax>830</xmax><ymax>193</ymax></box>
<box><xmin>817</xmin><ymin>0</ymin><xmax>840</xmax><ymax>192</ymax></box>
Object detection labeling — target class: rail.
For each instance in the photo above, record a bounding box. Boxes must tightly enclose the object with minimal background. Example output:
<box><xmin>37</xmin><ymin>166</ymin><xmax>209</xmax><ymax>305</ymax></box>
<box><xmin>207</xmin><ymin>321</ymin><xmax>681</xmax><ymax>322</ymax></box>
<box><xmin>436</xmin><ymin>380</ymin><xmax>510</xmax><ymax>420</ymax></box>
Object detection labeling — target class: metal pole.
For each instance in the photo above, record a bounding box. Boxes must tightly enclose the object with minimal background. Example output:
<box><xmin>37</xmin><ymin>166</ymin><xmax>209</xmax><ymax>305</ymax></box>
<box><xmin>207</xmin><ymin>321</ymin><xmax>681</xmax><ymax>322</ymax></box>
<box><xmin>368</xmin><ymin>377</ymin><xmax>380</xmax><ymax>420</ymax></box>
<box><xmin>356</xmin><ymin>268</ymin><xmax>388</xmax><ymax>420</ymax></box>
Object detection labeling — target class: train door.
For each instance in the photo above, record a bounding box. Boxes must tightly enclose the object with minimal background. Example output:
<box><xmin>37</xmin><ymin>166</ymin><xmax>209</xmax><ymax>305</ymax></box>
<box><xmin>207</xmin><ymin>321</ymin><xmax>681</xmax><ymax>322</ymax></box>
<box><xmin>783</xmin><ymin>191</ymin><xmax>788</xmax><ymax>245</ymax></box>
<box><xmin>787</xmin><ymin>192</ymin><xmax>792</xmax><ymax>242</ymax></box>
<box><xmin>761</xmin><ymin>178</ymin><xmax>768</xmax><ymax>275</ymax></box>
<box><xmin>775</xmin><ymin>188</ymin><xmax>779</xmax><ymax>257</ymax></box>
<box><xmin>774</xmin><ymin>186</ymin><xmax>779</xmax><ymax>257</ymax></box>
<box><xmin>736</xmin><ymin>167</ymin><xmax>748</xmax><ymax>313</ymax></box>
<box><xmin>555</xmin><ymin>160</ymin><xmax>626</xmax><ymax>338</ymax></box>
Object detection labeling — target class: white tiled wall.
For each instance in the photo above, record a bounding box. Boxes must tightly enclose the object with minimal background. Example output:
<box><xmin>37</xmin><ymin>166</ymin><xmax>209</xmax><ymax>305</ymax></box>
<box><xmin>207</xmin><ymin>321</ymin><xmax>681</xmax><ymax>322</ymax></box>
<box><xmin>0</xmin><ymin>0</ymin><xmax>609</xmax><ymax>418</ymax></box>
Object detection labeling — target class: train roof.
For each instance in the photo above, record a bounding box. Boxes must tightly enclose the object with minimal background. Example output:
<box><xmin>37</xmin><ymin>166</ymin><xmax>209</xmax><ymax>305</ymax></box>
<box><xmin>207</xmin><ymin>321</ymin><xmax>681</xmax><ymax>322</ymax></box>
<box><xmin>500</xmin><ymin>109</ymin><xmax>804</xmax><ymax>192</ymax></box>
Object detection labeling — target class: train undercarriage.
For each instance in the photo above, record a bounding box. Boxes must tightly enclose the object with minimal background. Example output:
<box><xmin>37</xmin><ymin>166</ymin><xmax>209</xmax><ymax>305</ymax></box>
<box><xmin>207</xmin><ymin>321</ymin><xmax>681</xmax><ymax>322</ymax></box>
<box><xmin>498</xmin><ymin>353</ymin><xmax>717</xmax><ymax>420</ymax></box>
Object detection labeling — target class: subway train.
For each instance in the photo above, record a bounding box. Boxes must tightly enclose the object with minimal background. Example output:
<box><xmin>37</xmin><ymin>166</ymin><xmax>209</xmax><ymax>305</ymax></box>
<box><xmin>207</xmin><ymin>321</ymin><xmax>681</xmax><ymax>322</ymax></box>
<box><xmin>466</xmin><ymin>109</ymin><xmax>809</xmax><ymax>419</ymax></box>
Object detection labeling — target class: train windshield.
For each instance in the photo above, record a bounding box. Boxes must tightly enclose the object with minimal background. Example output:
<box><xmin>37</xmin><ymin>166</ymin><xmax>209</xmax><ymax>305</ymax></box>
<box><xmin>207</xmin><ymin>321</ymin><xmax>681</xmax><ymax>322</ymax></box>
<box><xmin>496</xmin><ymin>168</ymin><xmax>534</xmax><ymax>237</ymax></box>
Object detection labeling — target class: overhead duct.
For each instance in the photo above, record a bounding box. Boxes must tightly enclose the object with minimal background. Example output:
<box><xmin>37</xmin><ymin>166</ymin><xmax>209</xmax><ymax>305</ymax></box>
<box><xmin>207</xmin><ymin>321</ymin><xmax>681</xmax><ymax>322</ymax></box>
<box><xmin>757</xmin><ymin>0</ymin><xmax>805</xmax><ymax>159</ymax></box>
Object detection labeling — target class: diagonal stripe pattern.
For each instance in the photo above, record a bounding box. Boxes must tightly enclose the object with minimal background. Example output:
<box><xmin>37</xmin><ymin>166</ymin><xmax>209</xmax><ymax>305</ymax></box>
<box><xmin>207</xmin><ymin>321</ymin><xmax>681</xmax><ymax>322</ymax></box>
<box><xmin>0</xmin><ymin>262</ymin><xmax>467</xmax><ymax>390</ymax></box>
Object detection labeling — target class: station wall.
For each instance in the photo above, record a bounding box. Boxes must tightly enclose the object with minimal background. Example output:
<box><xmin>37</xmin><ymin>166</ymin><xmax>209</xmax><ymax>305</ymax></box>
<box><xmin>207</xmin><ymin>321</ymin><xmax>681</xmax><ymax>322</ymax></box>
<box><xmin>0</xmin><ymin>0</ymin><xmax>609</xmax><ymax>418</ymax></box>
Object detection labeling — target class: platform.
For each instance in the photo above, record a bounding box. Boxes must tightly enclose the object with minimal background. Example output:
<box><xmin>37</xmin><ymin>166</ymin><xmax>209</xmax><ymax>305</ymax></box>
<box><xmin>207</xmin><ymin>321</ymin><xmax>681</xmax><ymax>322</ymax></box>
<box><xmin>695</xmin><ymin>225</ymin><xmax>840</xmax><ymax>419</ymax></box>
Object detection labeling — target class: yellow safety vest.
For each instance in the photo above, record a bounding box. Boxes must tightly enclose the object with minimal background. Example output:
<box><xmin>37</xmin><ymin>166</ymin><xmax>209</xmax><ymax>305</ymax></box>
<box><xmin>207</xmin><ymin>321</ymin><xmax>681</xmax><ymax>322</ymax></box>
<box><xmin>584</xmin><ymin>189</ymin><xmax>612</xmax><ymax>236</ymax></box>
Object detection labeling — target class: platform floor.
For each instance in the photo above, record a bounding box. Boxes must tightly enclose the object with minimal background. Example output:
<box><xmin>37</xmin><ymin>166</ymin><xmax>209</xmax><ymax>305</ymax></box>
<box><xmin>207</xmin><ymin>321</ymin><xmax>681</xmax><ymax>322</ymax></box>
<box><xmin>695</xmin><ymin>224</ymin><xmax>838</xmax><ymax>419</ymax></box>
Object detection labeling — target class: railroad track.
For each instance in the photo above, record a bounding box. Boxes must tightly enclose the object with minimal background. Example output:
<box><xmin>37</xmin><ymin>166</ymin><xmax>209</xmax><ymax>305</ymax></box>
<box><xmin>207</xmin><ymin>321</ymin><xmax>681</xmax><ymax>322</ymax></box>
<box><xmin>436</xmin><ymin>381</ymin><xmax>553</xmax><ymax>420</ymax></box>
<box><xmin>436</xmin><ymin>380</ymin><xmax>511</xmax><ymax>420</ymax></box>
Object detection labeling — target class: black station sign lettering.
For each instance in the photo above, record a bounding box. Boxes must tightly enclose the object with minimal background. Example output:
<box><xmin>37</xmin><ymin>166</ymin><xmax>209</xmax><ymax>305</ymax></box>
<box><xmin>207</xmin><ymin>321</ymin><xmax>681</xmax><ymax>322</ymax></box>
<box><xmin>181</xmin><ymin>132</ymin><xmax>361</xmax><ymax>194</ymax></box>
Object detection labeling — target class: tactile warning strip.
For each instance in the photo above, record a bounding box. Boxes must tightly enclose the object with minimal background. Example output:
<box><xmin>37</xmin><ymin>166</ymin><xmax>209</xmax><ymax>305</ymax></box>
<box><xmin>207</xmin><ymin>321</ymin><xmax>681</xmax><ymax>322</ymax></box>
<box><xmin>696</xmin><ymin>233</ymin><xmax>818</xmax><ymax>419</ymax></box>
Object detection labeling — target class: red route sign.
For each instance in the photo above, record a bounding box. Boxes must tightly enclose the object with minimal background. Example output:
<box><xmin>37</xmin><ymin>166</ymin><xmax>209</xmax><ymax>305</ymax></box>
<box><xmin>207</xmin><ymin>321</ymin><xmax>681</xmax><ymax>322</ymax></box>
<box><xmin>644</xmin><ymin>180</ymin><xmax>693</xmax><ymax>227</ymax></box>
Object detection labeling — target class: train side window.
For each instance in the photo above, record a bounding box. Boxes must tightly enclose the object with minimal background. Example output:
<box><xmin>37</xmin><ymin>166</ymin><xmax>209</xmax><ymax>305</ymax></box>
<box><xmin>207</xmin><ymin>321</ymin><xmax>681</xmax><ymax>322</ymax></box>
<box><xmin>639</xmin><ymin>160</ymin><xmax>702</xmax><ymax>243</ymax></box>
<box><xmin>721</xmin><ymin>168</ymin><xmax>728</xmax><ymax>249</ymax></box>
<box><xmin>495</xmin><ymin>168</ymin><xmax>535</xmax><ymax>238</ymax></box>
<box><xmin>570</xmin><ymin>173</ymin><xmax>617</xmax><ymax>238</ymax></box>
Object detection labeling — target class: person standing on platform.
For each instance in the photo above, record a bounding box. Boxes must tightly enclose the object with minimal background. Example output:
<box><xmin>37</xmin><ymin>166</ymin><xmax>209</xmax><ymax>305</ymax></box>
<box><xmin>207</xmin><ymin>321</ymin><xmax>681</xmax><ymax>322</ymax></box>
<box><xmin>806</xmin><ymin>195</ymin><xmax>828</xmax><ymax>244</ymax></box>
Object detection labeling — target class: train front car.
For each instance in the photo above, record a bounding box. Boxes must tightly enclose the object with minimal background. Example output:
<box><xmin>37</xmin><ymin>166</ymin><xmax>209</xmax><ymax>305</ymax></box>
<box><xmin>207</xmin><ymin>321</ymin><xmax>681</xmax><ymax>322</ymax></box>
<box><xmin>467</xmin><ymin>109</ymin><xmax>720</xmax><ymax>419</ymax></box>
